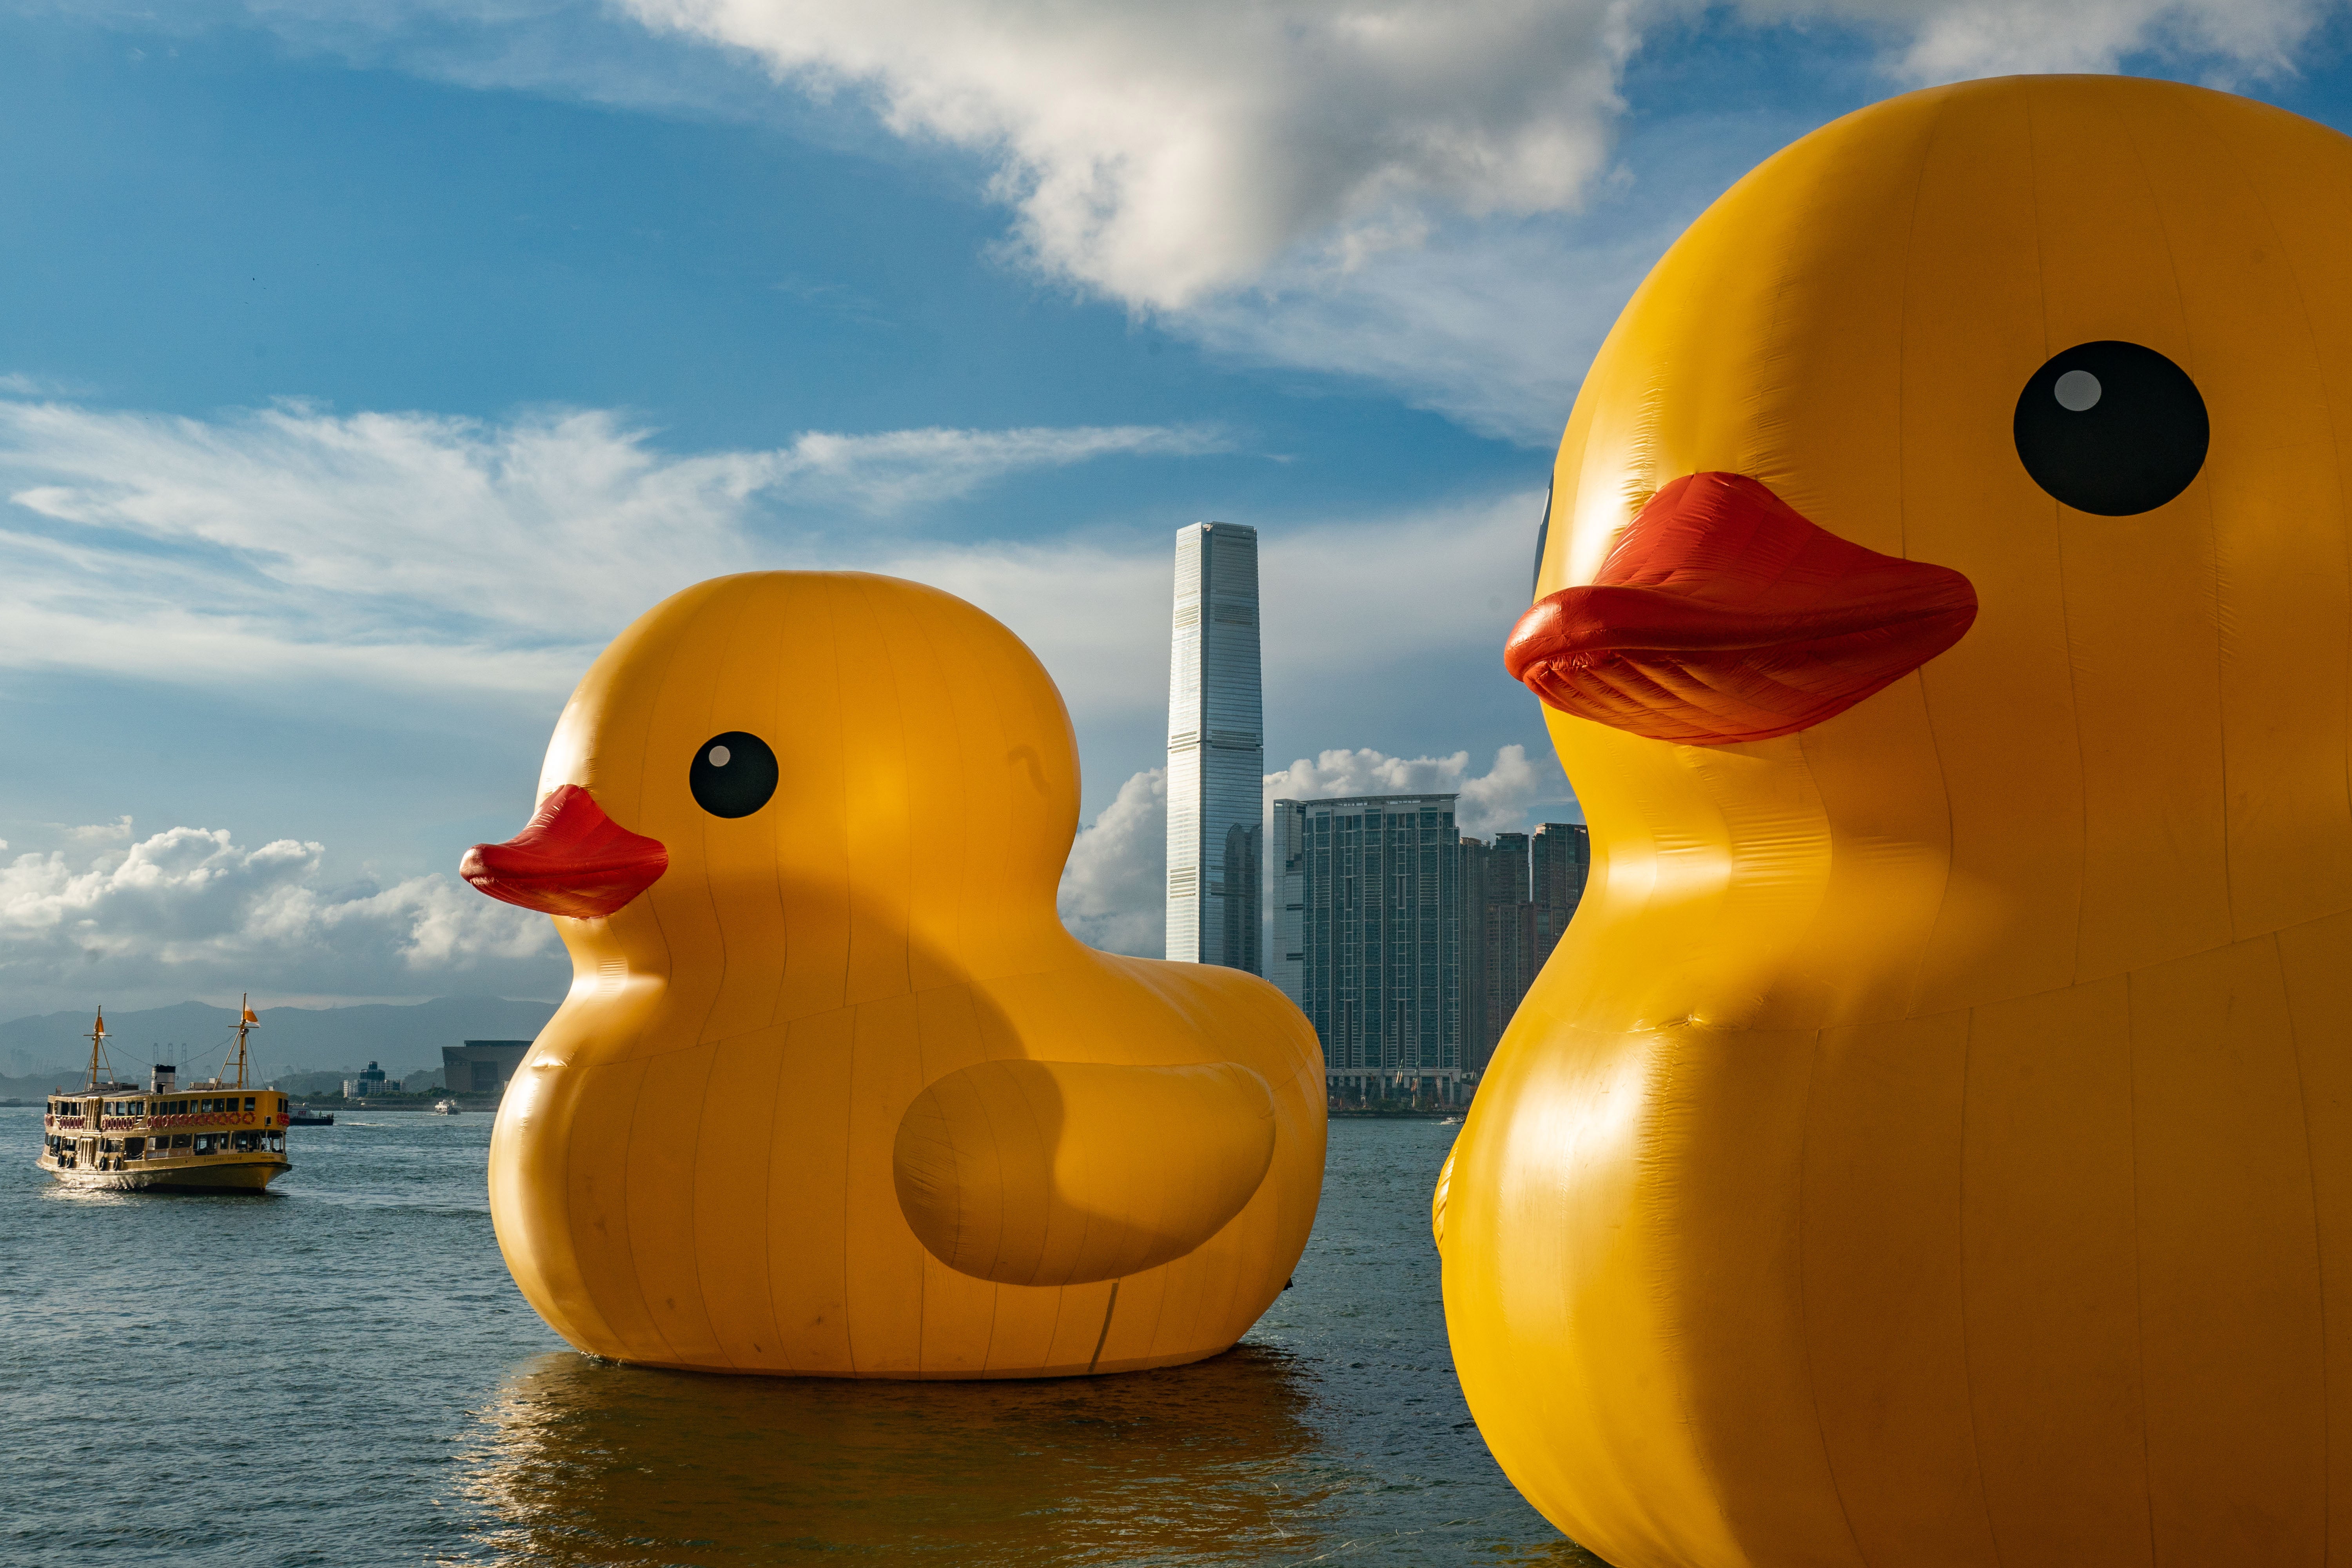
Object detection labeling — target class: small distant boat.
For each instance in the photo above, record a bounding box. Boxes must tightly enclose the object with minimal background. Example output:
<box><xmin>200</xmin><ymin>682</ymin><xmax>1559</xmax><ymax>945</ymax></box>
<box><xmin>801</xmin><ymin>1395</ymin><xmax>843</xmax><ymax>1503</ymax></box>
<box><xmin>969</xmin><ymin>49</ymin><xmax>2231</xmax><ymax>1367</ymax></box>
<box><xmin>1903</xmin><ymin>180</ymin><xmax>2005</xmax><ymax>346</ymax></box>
<box><xmin>38</xmin><ymin>996</ymin><xmax>292</xmax><ymax>1192</ymax></box>
<box><xmin>431</xmin><ymin>1098</ymin><xmax>461</xmax><ymax>1115</ymax></box>
<box><xmin>287</xmin><ymin>1109</ymin><xmax>334</xmax><ymax>1126</ymax></box>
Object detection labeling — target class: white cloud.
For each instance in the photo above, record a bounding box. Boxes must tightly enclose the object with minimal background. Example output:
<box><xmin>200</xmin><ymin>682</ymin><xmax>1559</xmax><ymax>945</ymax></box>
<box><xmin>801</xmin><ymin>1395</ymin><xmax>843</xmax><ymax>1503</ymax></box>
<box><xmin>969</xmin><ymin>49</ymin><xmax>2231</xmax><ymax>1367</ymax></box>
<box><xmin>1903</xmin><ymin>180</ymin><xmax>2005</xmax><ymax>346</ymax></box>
<box><xmin>47</xmin><ymin>4</ymin><xmax>2331</xmax><ymax>447</ymax></box>
<box><xmin>1058</xmin><ymin>766</ymin><xmax>1167</xmax><ymax>956</ymax></box>
<box><xmin>0</xmin><ymin>820</ymin><xmax>560</xmax><ymax>1007</ymax></box>
<box><xmin>604</xmin><ymin>0</ymin><xmax>2339</xmax><ymax>439</ymax></box>
<box><xmin>0</xmin><ymin>387</ymin><xmax>1543</xmax><ymax>747</ymax></box>
<box><xmin>1057</xmin><ymin>746</ymin><xmax>1569</xmax><ymax>959</ymax></box>
<box><xmin>1178</xmin><ymin>216</ymin><xmax>1665</xmax><ymax>445</ymax></box>
<box><xmin>1264</xmin><ymin>744</ymin><xmax>1562</xmax><ymax>838</ymax></box>
<box><xmin>1771</xmin><ymin>0</ymin><xmax>2331</xmax><ymax>80</ymax></box>
<box><xmin>0</xmin><ymin>396</ymin><xmax>1218</xmax><ymax>699</ymax></box>
<box><xmin>624</xmin><ymin>0</ymin><xmax>1640</xmax><ymax>310</ymax></box>
<box><xmin>879</xmin><ymin>485</ymin><xmax>1546</xmax><ymax>746</ymax></box>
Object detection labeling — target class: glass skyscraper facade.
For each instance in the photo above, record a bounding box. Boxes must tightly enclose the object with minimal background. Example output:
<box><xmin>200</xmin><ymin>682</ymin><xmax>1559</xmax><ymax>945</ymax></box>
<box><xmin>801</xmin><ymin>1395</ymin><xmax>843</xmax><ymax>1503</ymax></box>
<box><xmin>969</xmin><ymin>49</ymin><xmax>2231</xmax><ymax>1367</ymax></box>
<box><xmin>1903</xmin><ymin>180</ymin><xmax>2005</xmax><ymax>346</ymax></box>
<box><xmin>1165</xmin><ymin>521</ymin><xmax>1263</xmax><ymax>972</ymax></box>
<box><xmin>1272</xmin><ymin>793</ymin><xmax>1463</xmax><ymax>1073</ymax></box>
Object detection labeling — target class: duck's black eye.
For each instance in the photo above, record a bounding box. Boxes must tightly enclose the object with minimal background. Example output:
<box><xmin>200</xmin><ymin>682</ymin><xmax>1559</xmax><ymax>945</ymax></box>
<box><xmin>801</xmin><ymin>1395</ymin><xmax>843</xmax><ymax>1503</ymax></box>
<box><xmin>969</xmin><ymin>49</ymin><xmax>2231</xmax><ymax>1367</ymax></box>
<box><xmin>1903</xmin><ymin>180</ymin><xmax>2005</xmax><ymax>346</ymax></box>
<box><xmin>2014</xmin><ymin>341</ymin><xmax>2208</xmax><ymax>516</ymax></box>
<box><xmin>689</xmin><ymin>731</ymin><xmax>778</xmax><ymax>818</ymax></box>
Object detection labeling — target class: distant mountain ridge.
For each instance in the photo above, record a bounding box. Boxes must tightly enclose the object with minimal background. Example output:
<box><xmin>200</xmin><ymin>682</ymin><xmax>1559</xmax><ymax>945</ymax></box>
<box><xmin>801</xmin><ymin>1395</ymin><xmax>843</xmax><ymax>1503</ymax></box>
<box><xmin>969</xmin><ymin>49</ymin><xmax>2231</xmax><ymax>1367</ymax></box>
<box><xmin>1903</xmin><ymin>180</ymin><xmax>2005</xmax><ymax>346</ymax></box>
<box><xmin>0</xmin><ymin>995</ymin><xmax>560</xmax><ymax>1088</ymax></box>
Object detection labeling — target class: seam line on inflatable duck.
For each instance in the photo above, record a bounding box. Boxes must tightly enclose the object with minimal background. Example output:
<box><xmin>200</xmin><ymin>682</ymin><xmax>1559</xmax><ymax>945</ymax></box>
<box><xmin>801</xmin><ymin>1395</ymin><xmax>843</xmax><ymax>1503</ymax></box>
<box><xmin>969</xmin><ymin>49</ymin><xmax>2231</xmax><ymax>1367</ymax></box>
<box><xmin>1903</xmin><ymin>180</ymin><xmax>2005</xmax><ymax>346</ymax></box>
<box><xmin>462</xmin><ymin>570</ymin><xmax>1325</xmax><ymax>1379</ymax></box>
<box><xmin>1445</xmin><ymin>73</ymin><xmax>2352</xmax><ymax>1568</ymax></box>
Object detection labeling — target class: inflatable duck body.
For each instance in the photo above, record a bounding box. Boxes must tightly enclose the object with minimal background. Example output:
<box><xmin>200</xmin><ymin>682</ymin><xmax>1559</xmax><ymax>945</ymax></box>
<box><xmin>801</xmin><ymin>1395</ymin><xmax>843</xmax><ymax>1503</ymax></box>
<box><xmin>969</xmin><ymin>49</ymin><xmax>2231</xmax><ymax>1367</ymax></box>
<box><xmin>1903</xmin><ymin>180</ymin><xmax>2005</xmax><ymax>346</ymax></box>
<box><xmin>465</xmin><ymin>572</ymin><xmax>1323</xmax><ymax>1378</ymax></box>
<box><xmin>1443</xmin><ymin>75</ymin><xmax>2352</xmax><ymax>1565</ymax></box>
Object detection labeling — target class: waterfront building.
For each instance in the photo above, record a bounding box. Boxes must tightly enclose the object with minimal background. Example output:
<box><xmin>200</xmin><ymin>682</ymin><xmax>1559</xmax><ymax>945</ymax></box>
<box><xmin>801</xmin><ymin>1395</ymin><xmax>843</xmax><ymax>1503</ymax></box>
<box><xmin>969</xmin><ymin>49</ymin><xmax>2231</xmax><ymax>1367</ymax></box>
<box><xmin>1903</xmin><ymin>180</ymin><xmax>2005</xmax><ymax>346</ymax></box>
<box><xmin>1461</xmin><ymin>825</ymin><xmax>1589</xmax><ymax>1070</ymax></box>
<box><xmin>1531</xmin><ymin>821</ymin><xmax>1592</xmax><ymax>965</ymax></box>
<box><xmin>1458</xmin><ymin>836</ymin><xmax>1490</xmax><ymax>1058</ymax></box>
<box><xmin>341</xmin><ymin>1060</ymin><xmax>388</xmax><ymax>1099</ymax></box>
<box><xmin>442</xmin><ymin>1040</ymin><xmax>532</xmax><ymax>1097</ymax></box>
<box><xmin>1273</xmin><ymin>792</ymin><xmax>1469</xmax><ymax>1105</ymax></box>
<box><xmin>1165</xmin><ymin>521</ymin><xmax>1264</xmax><ymax>973</ymax></box>
<box><xmin>1462</xmin><ymin>833</ymin><xmax>1536</xmax><ymax>1071</ymax></box>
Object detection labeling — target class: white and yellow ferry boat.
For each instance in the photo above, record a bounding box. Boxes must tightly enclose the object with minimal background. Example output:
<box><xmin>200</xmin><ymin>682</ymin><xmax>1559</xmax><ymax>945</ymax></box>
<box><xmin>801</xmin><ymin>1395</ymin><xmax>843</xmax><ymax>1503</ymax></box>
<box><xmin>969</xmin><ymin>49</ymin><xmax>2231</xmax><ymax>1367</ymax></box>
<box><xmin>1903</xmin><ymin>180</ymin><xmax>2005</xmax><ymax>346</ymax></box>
<box><xmin>37</xmin><ymin>998</ymin><xmax>292</xmax><ymax>1192</ymax></box>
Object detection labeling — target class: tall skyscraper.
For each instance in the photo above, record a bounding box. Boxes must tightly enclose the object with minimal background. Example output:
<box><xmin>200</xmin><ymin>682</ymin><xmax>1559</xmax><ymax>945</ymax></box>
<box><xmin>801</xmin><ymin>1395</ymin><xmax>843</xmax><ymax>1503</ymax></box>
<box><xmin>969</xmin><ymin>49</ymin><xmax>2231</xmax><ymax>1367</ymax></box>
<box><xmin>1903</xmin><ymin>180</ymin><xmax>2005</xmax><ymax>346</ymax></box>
<box><xmin>1165</xmin><ymin>521</ymin><xmax>1263</xmax><ymax>972</ymax></box>
<box><xmin>1530</xmin><ymin>821</ymin><xmax>1592</xmax><ymax>966</ymax></box>
<box><xmin>1274</xmin><ymin>793</ymin><xmax>1465</xmax><ymax>1100</ymax></box>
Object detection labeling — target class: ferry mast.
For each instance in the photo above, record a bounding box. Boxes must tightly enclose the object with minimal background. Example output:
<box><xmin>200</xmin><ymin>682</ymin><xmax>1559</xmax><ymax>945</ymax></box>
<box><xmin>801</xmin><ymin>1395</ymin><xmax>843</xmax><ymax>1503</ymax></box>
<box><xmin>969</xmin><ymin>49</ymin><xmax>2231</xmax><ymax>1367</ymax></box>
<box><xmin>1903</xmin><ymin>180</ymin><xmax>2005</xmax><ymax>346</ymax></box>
<box><xmin>230</xmin><ymin>995</ymin><xmax>258</xmax><ymax>1090</ymax></box>
<box><xmin>83</xmin><ymin>1007</ymin><xmax>110</xmax><ymax>1091</ymax></box>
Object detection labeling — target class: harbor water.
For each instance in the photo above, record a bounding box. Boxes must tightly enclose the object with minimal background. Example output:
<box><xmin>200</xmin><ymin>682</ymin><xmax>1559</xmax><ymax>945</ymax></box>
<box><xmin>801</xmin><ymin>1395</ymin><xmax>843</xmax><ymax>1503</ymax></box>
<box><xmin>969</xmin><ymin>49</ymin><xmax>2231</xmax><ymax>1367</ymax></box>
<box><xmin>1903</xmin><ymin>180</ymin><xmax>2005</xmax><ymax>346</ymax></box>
<box><xmin>1</xmin><ymin>1109</ymin><xmax>1598</xmax><ymax>1566</ymax></box>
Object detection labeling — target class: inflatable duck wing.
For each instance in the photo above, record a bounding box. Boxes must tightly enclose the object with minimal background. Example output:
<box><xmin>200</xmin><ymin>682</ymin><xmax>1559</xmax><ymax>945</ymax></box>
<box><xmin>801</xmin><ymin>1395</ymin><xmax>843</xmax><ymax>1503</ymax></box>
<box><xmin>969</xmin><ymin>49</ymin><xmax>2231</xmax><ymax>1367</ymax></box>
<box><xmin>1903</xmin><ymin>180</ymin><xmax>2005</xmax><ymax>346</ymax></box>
<box><xmin>1444</xmin><ymin>75</ymin><xmax>2352</xmax><ymax>1566</ymax></box>
<box><xmin>464</xmin><ymin>571</ymin><xmax>1323</xmax><ymax>1378</ymax></box>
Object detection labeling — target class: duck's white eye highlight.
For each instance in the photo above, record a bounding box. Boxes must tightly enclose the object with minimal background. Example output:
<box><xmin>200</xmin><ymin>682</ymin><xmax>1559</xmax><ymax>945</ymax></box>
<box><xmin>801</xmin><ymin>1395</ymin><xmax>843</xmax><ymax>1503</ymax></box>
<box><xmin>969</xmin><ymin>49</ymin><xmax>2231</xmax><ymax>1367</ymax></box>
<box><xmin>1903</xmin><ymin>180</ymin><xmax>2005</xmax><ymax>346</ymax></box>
<box><xmin>2055</xmin><ymin>369</ymin><xmax>2102</xmax><ymax>412</ymax></box>
<box><xmin>708</xmin><ymin>745</ymin><xmax>731</xmax><ymax>767</ymax></box>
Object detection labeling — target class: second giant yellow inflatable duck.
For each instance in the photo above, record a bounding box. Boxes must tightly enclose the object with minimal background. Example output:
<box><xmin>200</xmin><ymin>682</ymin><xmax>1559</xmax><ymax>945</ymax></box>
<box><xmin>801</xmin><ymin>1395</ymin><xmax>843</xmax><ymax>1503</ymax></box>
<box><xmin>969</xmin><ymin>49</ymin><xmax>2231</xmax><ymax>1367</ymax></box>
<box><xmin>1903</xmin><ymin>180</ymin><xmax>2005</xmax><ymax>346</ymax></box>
<box><xmin>1444</xmin><ymin>76</ymin><xmax>2352</xmax><ymax>1564</ymax></box>
<box><xmin>463</xmin><ymin>571</ymin><xmax>1323</xmax><ymax>1377</ymax></box>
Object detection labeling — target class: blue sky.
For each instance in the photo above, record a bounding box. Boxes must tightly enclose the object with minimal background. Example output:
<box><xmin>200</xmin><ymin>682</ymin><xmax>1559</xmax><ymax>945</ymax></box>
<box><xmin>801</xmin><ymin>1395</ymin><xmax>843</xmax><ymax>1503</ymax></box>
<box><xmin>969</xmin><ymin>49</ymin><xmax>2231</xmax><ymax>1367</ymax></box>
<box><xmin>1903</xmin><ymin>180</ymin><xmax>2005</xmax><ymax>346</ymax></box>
<box><xmin>1</xmin><ymin>0</ymin><xmax>2345</xmax><ymax>1013</ymax></box>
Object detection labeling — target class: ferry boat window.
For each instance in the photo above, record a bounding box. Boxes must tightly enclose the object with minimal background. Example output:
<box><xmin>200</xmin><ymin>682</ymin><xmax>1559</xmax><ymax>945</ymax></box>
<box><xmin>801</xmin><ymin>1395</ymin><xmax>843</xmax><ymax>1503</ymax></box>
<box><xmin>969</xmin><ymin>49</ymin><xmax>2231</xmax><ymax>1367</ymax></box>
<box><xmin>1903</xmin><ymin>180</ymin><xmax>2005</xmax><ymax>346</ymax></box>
<box><xmin>244</xmin><ymin>1097</ymin><xmax>256</xmax><ymax>1111</ymax></box>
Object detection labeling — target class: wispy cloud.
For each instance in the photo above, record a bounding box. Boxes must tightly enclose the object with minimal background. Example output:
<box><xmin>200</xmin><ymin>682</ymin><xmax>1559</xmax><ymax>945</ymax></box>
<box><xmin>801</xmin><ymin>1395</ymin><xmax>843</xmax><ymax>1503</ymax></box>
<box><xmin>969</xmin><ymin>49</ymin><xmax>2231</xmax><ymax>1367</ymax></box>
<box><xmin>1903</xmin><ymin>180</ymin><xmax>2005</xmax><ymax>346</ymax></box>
<box><xmin>601</xmin><ymin>0</ymin><xmax>2336</xmax><ymax>441</ymax></box>
<box><xmin>0</xmin><ymin>391</ymin><xmax>1536</xmax><ymax>753</ymax></box>
<box><xmin>0</xmin><ymin>396</ymin><xmax>1221</xmax><ymax>699</ymax></box>
<box><xmin>63</xmin><ymin>4</ymin><xmax>2333</xmax><ymax>446</ymax></box>
<box><xmin>624</xmin><ymin>0</ymin><xmax>1640</xmax><ymax>310</ymax></box>
<box><xmin>1781</xmin><ymin>0</ymin><xmax>2337</xmax><ymax>82</ymax></box>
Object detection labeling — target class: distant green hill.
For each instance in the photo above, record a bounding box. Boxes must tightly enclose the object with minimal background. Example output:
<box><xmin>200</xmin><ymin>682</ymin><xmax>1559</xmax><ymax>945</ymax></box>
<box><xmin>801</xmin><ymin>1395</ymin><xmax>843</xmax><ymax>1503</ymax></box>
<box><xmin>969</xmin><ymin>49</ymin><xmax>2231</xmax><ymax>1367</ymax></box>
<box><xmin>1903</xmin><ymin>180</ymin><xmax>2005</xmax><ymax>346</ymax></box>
<box><xmin>0</xmin><ymin>994</ymin><xmax>559</xmax><ymax>1093</ymax></box>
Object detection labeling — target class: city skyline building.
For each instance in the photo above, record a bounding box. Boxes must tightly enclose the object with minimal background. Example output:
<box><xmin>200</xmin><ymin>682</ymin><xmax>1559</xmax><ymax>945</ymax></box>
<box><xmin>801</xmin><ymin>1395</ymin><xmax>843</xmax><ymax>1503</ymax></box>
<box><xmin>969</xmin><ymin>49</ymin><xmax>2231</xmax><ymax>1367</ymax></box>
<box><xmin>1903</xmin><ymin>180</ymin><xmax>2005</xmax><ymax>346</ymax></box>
<box><xmin>1274</xmin><ymin>792</ymin><xmax>1467</xmax><ymax>1103</ymax></box>
<box><xmin>1462</xmin><ymin>823</ymin><xmax>1590</xmax><ymax>1070</ymax></box>
<box><xmin>1531</xmin><ymin>821</ymin><xmax>1592</xmax><ymax>967</ymax></box>
<box><xmin>1165</xmin><ymin>521</ymin><xmax>1263</xmax><ymax>973</ymax></box>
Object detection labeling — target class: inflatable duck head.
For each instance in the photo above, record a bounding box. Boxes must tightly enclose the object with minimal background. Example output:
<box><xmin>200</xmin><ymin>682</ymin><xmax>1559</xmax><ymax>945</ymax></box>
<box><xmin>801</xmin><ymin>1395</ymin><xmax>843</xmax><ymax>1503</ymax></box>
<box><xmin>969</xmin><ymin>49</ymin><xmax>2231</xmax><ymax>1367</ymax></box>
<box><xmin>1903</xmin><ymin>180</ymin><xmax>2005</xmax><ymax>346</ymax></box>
<box><xmin>1448</xmin><ymin>76</ymin><xmax>2352</xmax><ymax>1566</ymax></box>
<box><xmin>465</xmin><ymin>571</ymin><xmax>1323</xmax><ymax>1379</ymax></box>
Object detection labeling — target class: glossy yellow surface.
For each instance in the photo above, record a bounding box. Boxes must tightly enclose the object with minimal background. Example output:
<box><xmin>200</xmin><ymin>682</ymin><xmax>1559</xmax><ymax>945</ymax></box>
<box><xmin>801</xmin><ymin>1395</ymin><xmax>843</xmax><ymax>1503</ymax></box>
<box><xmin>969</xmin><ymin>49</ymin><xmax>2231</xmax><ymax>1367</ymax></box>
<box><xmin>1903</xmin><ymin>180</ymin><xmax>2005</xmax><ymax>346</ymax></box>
<box><xmin>489</xmin><ymin>571</ymin><xmax>1324</xmax><ymax>1378</ymax></box>
<box><xmin>1443</xmin><ymin>75</ymin><xmax>2352</xmax><ymax>1564</ymax></box>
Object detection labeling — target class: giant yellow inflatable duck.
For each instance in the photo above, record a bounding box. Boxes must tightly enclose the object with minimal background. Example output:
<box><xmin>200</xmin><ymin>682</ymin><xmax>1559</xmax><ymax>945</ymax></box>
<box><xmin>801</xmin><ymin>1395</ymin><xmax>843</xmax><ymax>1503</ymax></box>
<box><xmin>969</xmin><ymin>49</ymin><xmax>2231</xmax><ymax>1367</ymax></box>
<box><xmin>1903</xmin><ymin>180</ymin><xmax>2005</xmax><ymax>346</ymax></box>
<box><xmin>1442</xmin><ymin>74</ymin><xmax>2352</xmax><ymax>1564</ymax></box>
<box><xmin>463</xmin><ymin>571</ymin><xmax>1323</xmax><ymax>1377</ymax></box>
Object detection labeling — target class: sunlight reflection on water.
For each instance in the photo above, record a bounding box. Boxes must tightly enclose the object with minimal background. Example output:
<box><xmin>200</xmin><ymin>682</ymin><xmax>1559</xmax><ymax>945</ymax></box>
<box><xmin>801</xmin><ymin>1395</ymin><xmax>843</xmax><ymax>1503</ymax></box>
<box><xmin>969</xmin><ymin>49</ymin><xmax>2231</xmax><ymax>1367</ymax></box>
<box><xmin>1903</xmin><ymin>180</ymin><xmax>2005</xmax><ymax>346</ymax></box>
<box><xmin>3</xmin><ymin>1109</ymin><xmax>1597</xmax><ymax>1566</ymax></box>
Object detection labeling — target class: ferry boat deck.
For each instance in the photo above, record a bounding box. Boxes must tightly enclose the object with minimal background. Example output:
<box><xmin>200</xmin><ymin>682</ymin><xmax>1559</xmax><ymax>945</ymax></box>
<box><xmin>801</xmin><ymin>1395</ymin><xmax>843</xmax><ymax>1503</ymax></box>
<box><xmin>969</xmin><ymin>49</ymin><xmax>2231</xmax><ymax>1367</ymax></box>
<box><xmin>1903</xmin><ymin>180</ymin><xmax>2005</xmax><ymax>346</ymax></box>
<box><xmin>36</xmin><ymin>998</ymin><xmax>292</xmax><ymax>1192</ymax></box>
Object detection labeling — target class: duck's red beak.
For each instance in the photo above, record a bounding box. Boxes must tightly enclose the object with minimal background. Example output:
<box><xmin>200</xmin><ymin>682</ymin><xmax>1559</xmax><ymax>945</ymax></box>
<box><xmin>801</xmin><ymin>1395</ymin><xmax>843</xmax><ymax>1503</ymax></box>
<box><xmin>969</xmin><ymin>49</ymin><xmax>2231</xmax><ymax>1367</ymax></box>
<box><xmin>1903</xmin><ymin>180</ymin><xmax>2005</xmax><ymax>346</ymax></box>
<box><xmin>460</xmin><ymin>784</ymin><xmax>668</xmax><ymax>919</ymax></box>
<box><xmin>1505</xmin><ymin>472</ymin><xmax>1977</xmax><ymax>745</ymax></box>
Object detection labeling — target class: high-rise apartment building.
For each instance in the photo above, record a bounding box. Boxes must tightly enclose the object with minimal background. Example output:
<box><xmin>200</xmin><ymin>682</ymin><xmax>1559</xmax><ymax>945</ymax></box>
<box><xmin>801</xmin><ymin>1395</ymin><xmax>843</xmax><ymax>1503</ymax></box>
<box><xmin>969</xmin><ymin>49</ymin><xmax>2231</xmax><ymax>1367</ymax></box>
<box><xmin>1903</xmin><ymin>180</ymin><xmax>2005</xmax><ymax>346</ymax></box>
<box><xmin>1461</xmin><ymin>822</ymin><xmax>1592</xmax><ymax>1069</ymax></box>
<box><xmin>1458</xmin><ymin>837</ymin><xmax>1490</xmax><ymax>1056</ymax></box>
<box><xmin>1274</xmin><ymin>793</ymin><xmax>1465</xmax><ymax>1099</ymax></box>
<box><xmin>1165</xmin><ymin>521</ymin><xmax>1263</xmax><ymax>972</ymax></box>
<box><xmin>1530</xmin><ymin>822</ymin><xmax>1591</xmax><ymax>966</ymax></box>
